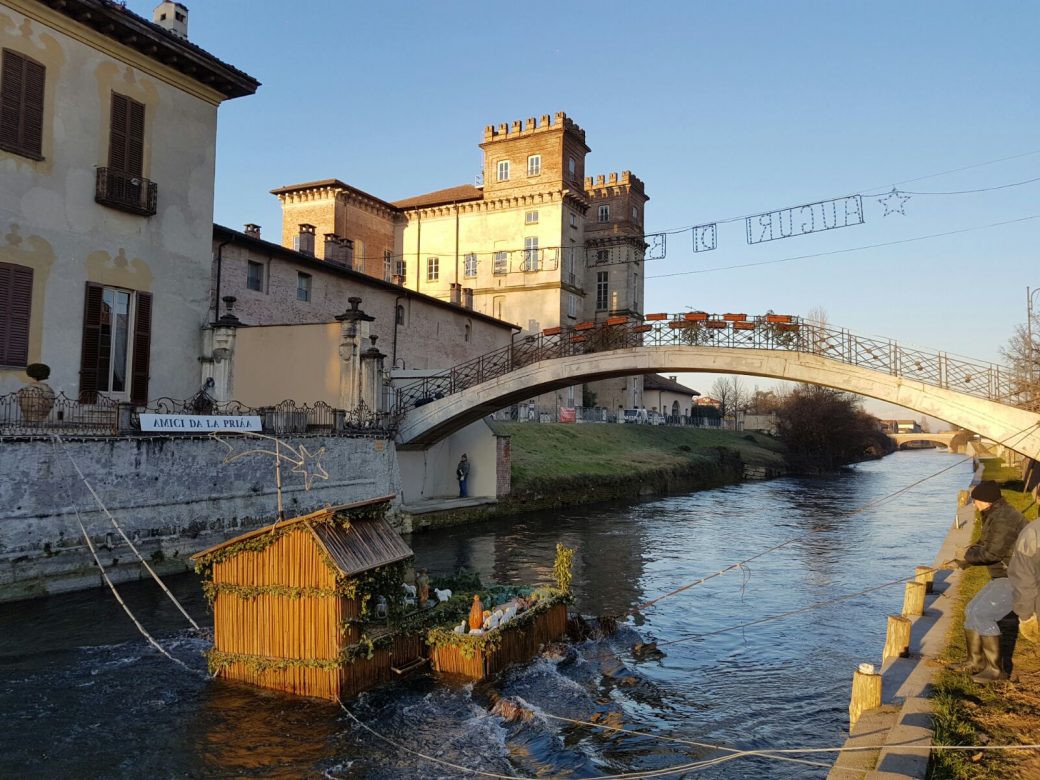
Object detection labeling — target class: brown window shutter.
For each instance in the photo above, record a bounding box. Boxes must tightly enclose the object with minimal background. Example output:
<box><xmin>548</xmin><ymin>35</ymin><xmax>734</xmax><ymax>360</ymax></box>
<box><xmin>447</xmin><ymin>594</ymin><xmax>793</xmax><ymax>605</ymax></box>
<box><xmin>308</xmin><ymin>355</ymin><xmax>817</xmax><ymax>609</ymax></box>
<box><xmin>78</xmin><ymin>283</ymin><xmax>104</xmax><ymax>403</ymax></box>
<box><xmin>0</xmin><ymin>262</ymin><xmax>33</xmax><ymax>367</ymax></box>
<box><xmin>108</xmin><ymin>93</ymin><xmax>128</xmax><ymax>173</ymax></box>
<box><xmin>127</xmin><ymin>98</ymin><xmax>144</xmax><ymax>177</ymax></box>
<box><xmin>0</xmin><ymin>48</ymin><xmax>45</xmax><ymax>158</ymax></box>
<box><xmin>130</xmin><ymin>291</ymin><xmax>152</xmax><ymax>407</ymax></box>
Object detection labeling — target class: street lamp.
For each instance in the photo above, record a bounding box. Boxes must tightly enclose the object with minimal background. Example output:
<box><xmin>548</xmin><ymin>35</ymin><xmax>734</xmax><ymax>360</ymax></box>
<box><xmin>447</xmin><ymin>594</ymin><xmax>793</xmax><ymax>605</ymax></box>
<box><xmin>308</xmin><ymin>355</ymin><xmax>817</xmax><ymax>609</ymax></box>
<box><xmin>1028</xmin><ymin>286</ymin><xmax>1040</xmax><ymax>408</ymax></box>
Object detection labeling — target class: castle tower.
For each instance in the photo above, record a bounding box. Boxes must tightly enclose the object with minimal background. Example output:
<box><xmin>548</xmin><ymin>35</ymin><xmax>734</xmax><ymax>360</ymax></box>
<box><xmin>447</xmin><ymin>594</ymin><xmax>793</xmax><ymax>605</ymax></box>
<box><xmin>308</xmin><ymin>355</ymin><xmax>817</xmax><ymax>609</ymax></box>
<box><xmin>479</xmin><ymin>112</ymin><xmax>591</xmax><ymax>198</ymax></box>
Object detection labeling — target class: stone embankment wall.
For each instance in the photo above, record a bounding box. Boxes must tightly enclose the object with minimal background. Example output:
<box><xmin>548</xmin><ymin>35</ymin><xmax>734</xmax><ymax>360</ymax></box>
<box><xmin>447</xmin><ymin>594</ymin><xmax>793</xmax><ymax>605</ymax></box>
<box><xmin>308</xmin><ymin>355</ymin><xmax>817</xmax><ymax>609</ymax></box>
<box><xmin>0</xmin><ymin>435</ymin><xmax>400</xmax><ymax>602</ymax></box>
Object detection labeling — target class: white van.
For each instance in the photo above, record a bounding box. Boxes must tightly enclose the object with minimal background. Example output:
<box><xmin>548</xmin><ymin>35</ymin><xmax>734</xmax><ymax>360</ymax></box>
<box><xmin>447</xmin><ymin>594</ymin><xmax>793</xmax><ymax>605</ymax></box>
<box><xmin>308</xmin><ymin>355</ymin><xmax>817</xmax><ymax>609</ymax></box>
<box><xmin>621</xmin><ymin>409</ymin><xmax>648</xmax><ymax>424</ymax></box>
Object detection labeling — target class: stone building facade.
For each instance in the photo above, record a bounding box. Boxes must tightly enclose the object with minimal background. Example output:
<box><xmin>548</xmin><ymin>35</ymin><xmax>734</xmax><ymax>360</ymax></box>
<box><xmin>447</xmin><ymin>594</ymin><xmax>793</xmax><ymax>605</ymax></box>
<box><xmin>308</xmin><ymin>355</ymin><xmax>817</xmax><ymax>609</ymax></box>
<box><xmin>0</xmin><ymin>0</ymin><xmax>257</xmax><ymax>402</ymax></box>
<box><xmin>270</xmin><ymin>112</ymin><xmax>649</xmax><ymax>412</ymax></box>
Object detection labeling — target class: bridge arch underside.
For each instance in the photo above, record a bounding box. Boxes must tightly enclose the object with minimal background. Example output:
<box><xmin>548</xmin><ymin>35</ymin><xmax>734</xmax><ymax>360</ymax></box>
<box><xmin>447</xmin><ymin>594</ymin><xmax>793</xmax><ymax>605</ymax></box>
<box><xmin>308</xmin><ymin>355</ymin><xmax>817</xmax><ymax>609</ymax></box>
<box><xmin>889</xmin><ymin>432</ymin><xmax>973</xmax><ymax>452</ymax></box>
<box><xmin>397</xmin><ymin>346</ymin><xmax>1040</xmax><ymax>458</ymax></box>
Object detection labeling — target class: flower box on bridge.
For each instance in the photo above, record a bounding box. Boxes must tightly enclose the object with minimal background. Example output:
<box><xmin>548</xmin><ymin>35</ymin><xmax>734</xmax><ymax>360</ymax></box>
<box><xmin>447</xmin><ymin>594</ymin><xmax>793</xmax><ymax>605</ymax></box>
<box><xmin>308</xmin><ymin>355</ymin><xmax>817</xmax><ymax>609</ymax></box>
<box><xmin>733</xmin><ymin>321</ymin><xmax>756</xmax><ymax>331</ymax></box>
<box><xmin>668</xmin><ymin>320</ymin><xmax>695</xmax><ymax>329</ymax></box>
<box><xmin>722</xmin><ymin>313</ymin><xmax>747</xmax><ymax>322</ymax></box>
<box><xmin>570</xmin><ymin>334</ymin><xmax>587</xmax><ymax>343</ymax></box>
<box><xmin>684</xmin><ymin>311</ymin><xmax>709</xmax><ymax>321</ymax></box>
<box><xmin>542</xmin><ymin>326</ymin><xmax>562</xmax><ymax>336</ymax></box>
<box><xmin>644</xmin><ymin>312</ymin><xmax>669</xmax><ymax>321</ymax></box>
<box><xmin>764</xmin><ymin>314</ymin><xmax>794</xmax><ymax>324</ymax></box>
<box><xmin>632</xmin><ymin>324</ymin><xmax>653</xmax><ymax>334</ymax></box>
<box><xmin>574</xmin><ymin>321</ymin><xmax>597</xmax><ymax>331</ymax></box>
<box><xmin>705</xmin><ymin>320</ymin><xmax>728</xmax><ymax>329</ymax></box>
<box><xmin>606</xmin><ymin>315</ymin><xmax>629</xmax><ymax>326</ymax></box>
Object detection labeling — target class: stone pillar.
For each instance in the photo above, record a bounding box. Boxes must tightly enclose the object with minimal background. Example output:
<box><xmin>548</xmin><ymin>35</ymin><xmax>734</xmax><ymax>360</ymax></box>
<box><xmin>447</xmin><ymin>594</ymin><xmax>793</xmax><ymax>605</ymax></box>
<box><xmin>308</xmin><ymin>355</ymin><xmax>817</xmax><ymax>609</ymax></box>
<box><xmin>360</xmin><ymin>335</ymin><xmax>387</xmax><ymax>413</ymax></box>
<box><xmin>336</xmin><ymin>297</ymin><xmax>375</xmax><ymax>413</ymax></box>
<box><xmin>200</xmin><ymin>297</ymin><xmax>241</xmax><ymax>403</ymax></box>
<box><xmin>495</xmin><ymin>434</ymin><xmax>512</xmax><ymax>497</ymax></box>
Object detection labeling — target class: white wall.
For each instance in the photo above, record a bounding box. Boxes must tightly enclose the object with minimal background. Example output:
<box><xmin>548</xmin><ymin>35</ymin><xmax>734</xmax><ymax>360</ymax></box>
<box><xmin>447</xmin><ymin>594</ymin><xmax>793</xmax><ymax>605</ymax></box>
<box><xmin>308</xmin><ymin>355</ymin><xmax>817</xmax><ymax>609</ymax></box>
<box><xmin>397</xmin><ymin>418</ymin><xmax>500</xmax><ymax>503</ymax></box>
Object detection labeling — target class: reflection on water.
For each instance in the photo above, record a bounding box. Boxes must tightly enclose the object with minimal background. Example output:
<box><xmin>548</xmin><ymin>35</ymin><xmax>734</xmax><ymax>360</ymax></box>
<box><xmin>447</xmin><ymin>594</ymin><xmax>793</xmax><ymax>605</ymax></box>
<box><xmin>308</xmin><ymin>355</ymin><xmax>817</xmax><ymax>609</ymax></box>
<box><xmin>0</xmin><ymin>451</ymin><xmax>969</xmax><ymax>778</ymax></box>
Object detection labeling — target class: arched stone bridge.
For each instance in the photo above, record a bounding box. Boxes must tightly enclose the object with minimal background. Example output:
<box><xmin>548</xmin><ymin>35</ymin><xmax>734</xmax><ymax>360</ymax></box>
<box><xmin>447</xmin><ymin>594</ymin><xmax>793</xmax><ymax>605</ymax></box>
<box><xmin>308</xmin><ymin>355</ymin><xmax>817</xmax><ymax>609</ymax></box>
<box><xmin>393</xmin><ymin>313</ymin><xmax>1040</xmax><ymax>458</ymax></box>
<box><xmin>887</xmin><ymin>431</ymin><xmax>974</xmax><ymax>453</ymax></box>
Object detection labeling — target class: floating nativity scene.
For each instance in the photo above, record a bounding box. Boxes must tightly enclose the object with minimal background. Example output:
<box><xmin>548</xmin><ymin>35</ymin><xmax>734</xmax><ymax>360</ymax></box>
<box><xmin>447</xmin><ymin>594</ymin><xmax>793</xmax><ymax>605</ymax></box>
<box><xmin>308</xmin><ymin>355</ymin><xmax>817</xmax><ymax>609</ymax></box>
<box><xmin>192</xmin><ymin>485</ymin><xmax>572</xmax><ymax>702</ymax></box>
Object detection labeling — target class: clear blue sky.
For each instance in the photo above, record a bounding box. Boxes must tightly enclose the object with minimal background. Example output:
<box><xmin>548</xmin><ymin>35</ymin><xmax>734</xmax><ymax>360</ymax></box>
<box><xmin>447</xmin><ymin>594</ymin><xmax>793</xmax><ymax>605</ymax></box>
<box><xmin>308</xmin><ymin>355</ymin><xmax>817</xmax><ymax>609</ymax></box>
<box><xmin>139</xmin><ymin>1</ymin><xmax>1038</xmax><ymax>414</ymax></box>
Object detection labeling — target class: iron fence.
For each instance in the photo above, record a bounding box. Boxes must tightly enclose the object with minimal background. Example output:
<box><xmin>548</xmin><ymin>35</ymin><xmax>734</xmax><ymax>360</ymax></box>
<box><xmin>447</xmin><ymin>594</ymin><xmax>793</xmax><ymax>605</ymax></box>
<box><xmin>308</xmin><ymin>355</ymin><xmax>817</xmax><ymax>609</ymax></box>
<box><xmin>1</xmin><ymin>388</ymin><xmax>400</xmax><ymax>438</ymax></box>
<box><xmin>393</xmin><ymin>313</ymin><xmax>1028</xmax><ymax>415</ymax></box>
<box><xmin>0</xmin><ymin>388</ymin><xmax>119</xmax><ymax>436</ymax></box>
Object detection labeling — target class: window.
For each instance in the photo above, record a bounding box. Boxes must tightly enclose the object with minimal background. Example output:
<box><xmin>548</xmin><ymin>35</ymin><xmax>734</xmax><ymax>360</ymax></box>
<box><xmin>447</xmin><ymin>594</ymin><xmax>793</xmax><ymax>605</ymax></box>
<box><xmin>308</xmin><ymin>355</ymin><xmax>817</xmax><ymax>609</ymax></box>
<box><xmin>109</xmin><ymin>92</ymin><xmax>145</xmax><ymax>177</ymax></box>
<box><xmin>464</xmin><ymin>253</ymin><xmax>477</xmax><ymax>278</ymax></box>
<box><xmin>464</xmin><ymin>321</ymin><xmax>471</xmax><ymax>342</ymax></box>
<box><xmin>426</xmin><ymin>256</ymin><xmax>439</xmax><ymax>282</ymax></box>
<box><xmin>394</xmin><ymin>256</ymin><xmax>407</xmax><ymax>278</ymax></box>
<box><xmin>246</xmin><ymin>261</ymin><xmax>264</xmax><ymax>292</ymax></box>
<box><xmin>523</xmin><ymin>237</ymin><xmax>538</xmax><ymax>271</ymax></box>
<box><xmin>355</xmin><ymin>239</ymin><xmax>365</xmax><ymax>269</ymax></box>
<box><xmin>297</xmin><ymin>272</ymin><xmax>311</xmax><ymax>302</ymax></box>
<box><xmin>396</xmin><ymin>304</ymin><xmax>406</xmax><ymax>325</ymax></box>
<box><xmin>568</xmin><ymin>156</ymin><xmax>576</xmax><ymax>179</ymax></box>
<box><xmin>595</xmin><ymin>249</ymin><xmax>610</xmax><ymax>264</ymax></box>
<box><xmin>0</xmin><ymin>262</ymin><xmax>32</xmax><ymax>367</ymax></box>
<box><xmin>596</xmin><ymin>271</ymin><xmax>609</xmax><ymax>311</ymax></box>
<box><xmin>569</xmin><ymin>212</ymin><xmax>578</xmax><ymax>229</ymax></box>
<box><xmin>493</xmin><ymin>251</ymin><xmax>508</xmax><ymax>275</ymax></box>
<box><xmin>79</xmin><ymin>283</ymin><xmax>152</xmax><ymax>405</ymax></box>
<box><xmin>527</xmin><ymin>155</ymin><xmax>541</xmax><ymax>176</ymax></box>
<box><xmin>632</xmin><ymin>206</ymin><xmax>640</xmax><ymax>223</ymax></box>
<box><xmin>566</xmin><ymin>292</ymin><xmax>577</xmax><ymax>319</ymax></box>
<box><xmin>525</xmin><ymin>210</ymin><xmax>538</xmax><ymax>224</ymax></box>
<box><xmin>497</xmin><ymin>160</ymin><xmax>510</xmax><ymax>181</ymax></box>
<box><xmin>0</xmin><ymin>49</ymin><xmax>45</xmax><ymax>159</ymax></box>
<box><xmin>383</xmin><ymin>250</ymin><xmax>392</xmax><ymax>282</ymax></box>
<box><xmin>598</xmin><ymin>204</ymin><xmax>610</xmax><ymax>223</ymax></box>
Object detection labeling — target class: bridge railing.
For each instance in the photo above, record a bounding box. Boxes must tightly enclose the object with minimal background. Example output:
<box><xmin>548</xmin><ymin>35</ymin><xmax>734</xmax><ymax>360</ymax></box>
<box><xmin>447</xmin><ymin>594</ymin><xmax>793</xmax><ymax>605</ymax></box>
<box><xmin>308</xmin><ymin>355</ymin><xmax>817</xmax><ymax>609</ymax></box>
<box><xmin>392</xmin><ymin>313</ymin><xmax>1027</xmax><ymax>415</ymax></box>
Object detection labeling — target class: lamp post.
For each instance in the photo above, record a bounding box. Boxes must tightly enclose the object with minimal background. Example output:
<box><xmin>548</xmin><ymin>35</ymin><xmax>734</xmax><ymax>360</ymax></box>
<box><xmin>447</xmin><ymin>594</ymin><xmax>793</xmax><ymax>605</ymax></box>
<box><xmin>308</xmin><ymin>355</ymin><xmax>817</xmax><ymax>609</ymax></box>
<box><xmin>1028</xmin><ymin>287</ymin><xmax>1040</xmax><ymax>409</ymax></box>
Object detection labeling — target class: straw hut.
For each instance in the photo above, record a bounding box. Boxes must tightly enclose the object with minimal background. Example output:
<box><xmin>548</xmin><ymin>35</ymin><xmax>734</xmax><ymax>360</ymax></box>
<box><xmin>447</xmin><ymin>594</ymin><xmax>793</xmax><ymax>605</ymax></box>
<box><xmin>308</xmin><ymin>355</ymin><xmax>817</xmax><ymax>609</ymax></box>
<box><xmin>192</xmin><ymin>496</ymin><xmax>424</xmax><ymax>702</ymax></box>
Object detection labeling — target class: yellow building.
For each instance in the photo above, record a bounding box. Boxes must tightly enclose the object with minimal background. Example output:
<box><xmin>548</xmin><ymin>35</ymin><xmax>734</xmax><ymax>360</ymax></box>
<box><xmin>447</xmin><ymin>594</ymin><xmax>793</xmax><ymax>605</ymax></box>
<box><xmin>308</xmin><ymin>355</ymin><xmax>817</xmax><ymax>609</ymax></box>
<box><xmin>0</xmin><ymin>0</ymin><xmax>257</xmax><ymax>403</ymax></box>
<box><xmin>272</xmin><ymin>112</ymin><xmax>650</xmax><ymax>411</ymax></box>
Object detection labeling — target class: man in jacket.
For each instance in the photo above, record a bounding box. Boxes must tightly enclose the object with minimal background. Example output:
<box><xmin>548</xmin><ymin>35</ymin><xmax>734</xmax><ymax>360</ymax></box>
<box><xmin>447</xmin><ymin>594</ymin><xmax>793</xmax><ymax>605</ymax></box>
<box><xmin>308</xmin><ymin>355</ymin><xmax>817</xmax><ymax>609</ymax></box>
<box><xmin>1009</xmin><ymin>516</ymin><xmax>1040</xmax><ymax>644</ymax></box>
<box><xmin>456</xmin><ymin>454</ymin><xmax>470</xmax><ymax>498</ymax></box>
<box><xmin>948</xmin><ymin>480</ymin><xmax>1028</xmax><ymax>681</ymax></box>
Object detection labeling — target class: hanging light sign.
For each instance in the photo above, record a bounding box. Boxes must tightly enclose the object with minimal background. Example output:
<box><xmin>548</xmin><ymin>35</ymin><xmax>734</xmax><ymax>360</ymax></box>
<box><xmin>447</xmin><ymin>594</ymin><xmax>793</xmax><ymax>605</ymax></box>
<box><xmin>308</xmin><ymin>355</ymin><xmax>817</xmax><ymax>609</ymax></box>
<box><xmin>745</xmin><ymin>195</ymin><xmax>864</xmax><ymax>244</ymax></box>
<box><xmin>692</xmin><ymin>223</ymin><xmax>717</xmax><ymax>252</ymax></box>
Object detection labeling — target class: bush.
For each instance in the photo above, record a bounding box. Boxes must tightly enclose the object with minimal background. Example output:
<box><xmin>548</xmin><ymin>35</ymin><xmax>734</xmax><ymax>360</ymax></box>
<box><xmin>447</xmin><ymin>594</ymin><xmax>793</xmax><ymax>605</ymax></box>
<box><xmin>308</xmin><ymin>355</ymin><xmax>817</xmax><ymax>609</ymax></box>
<box><xmin>26</xmin><ymin>363</ymin><xmax>50</xmax><ymax>381</ymax></box>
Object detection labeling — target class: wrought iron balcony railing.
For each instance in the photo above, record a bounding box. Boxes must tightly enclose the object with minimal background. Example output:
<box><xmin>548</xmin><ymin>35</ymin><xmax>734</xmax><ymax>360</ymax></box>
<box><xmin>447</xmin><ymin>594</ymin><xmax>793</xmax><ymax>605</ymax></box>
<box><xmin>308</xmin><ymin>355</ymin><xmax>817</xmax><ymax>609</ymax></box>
<box><xmin>95</xmin><ymin>167</ymin><xmax>158</xmax><ymax>216</ymax></box>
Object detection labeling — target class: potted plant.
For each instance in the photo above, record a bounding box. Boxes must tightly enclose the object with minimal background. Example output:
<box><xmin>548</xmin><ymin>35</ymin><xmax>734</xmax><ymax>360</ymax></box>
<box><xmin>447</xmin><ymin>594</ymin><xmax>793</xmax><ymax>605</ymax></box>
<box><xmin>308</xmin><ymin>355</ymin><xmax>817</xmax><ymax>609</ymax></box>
<box><xmin>18</xmin><ymin>363</ymin><xmax>55</xmax><ymax>422</ymax></box>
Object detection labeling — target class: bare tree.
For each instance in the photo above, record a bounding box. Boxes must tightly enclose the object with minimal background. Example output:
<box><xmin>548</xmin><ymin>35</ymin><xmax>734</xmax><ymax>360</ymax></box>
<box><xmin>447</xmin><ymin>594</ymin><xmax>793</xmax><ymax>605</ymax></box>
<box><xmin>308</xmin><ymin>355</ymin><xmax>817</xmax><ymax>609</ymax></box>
<box><xmin>805</xmin><ymin>305</ymin><xmax>830</xmax><ymax>354</ymax></box>
<box><xmin>1000</xmin><ymin>318</ymin><xmax>1040</xmax><ymax>410</ymax></box>
<box><xmin>711</xmin><ymin>376</ymin><xmax>749</xmax><ymax>425</ymax></box>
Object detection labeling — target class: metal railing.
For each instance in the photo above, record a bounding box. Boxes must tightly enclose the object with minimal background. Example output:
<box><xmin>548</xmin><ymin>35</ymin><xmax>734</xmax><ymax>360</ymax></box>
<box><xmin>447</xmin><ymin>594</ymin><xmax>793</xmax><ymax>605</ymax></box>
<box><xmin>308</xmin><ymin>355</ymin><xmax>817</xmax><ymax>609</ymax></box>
<box><xmin>1</xmin><ymin>388</ymin><xmax>401</xmax><ymax>438</ymax></box>
<box><xmin>95</xmin><ymin>167</ymin><xmax>158</xmax><ymax>216</ymax></box>
<box><xmin>393</xmin><ymin>313</ymin><xmax>1028</xmax><ymax>415</ymax></box>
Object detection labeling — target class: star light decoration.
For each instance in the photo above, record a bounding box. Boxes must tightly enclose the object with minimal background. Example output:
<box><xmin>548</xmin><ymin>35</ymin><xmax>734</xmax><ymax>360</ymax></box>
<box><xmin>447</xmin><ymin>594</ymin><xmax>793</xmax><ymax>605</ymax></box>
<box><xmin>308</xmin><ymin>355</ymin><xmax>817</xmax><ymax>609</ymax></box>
<box><xmin>877</xmin><ymin>188</ymin><xmax>911</xmax><ymax>217</ymax></box>
<box><xmin>212</xmin><ymin>432</ymin><xmax>330</xmax><ymax>490</ymax></box>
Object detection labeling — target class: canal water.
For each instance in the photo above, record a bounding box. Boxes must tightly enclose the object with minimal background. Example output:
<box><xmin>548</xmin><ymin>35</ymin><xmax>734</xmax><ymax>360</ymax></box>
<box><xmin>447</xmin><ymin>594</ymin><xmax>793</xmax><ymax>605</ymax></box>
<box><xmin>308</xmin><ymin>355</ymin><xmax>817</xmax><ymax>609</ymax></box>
<box><xmin>0</xmin><ymin>449</ymin><xmax>970</xmax><ymax>778</ymax></box>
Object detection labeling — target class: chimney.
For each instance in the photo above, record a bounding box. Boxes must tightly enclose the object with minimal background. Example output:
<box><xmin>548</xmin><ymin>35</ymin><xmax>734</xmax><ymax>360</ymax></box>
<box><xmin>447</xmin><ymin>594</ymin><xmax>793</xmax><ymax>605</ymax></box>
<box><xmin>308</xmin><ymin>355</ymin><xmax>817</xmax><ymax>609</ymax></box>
<box><xmin>152</xmin><ymin>2</ymin><xmax>189</xmax><ymax>38</ymax></box>
<box><xmin>295</xmin><ymin>224</ymin><xmax>315</xmax><ymax>256</ymax></box>
<box><xmin>243</xmin><ymin>223</ymin><xmax>260</xmax><ymax>238</ymax></box>
<box><xmin>669</xmin><ymin>376</ymin><xmax>677</xmax><ymax>381</ymax></box>
<box><xmin>462</xmin><ymin>288</ymin><xmax>473</xmax><ymax>310</ymax></box>
<box><xmin>449</xmin><ymin>283</ymin><xmax>462</xmax><ymax>305</ymax></box>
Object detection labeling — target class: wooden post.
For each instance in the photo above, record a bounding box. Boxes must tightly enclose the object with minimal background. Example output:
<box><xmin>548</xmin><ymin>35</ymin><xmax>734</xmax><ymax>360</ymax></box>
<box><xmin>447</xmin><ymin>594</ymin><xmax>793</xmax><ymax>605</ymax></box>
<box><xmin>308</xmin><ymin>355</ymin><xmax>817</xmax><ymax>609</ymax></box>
<box><xmin>915</xmin><ymin>566</ymin><xmax>935</xmax><ymax>594</ymax></box>
<box><xmin>883</xmin><ymin>614</ymin><xmax>912</xmax><ymax>663</ymax></box>
<box><xmin>902</xmin><ymin>581</ymin><xmax>927</xmax><ymax>617</ymax></box>
<box><xmin>849</xmin><ymin>663</ymin><xmax>882</xmax><ymax>730</ymax></box>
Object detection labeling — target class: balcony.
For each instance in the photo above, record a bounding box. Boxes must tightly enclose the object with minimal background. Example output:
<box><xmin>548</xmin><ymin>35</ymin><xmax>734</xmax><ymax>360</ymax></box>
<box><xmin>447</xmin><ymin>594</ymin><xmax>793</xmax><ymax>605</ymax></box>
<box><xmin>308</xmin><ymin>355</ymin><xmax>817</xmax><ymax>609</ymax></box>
<box><xmin>95</xmin><ymin>167</ymin><xmax>157</xmax><ymax>216</ymax></box>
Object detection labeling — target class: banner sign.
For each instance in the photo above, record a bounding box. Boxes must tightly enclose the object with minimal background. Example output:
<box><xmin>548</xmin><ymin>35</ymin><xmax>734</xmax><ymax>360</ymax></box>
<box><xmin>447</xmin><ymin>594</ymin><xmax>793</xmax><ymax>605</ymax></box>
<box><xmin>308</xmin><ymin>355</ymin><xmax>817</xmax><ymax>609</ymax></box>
<box><xmin>745</xmin><ymin>195</ymin><xmax>864</xmax><ymax>244</ymax></box>
<box><xmin>139</xmin><ymin>414</ymin><xmax>262</xmax><ymax>432</ymax></box>
<box><xmin>692</xmin><ymin>223</ymin><xmax>718</xmax><ymax>252</ymax></box>
<box><xmin>559</xmin><ymin>407</ymin><xmax>576</xmax><ymax>424</ymax></box>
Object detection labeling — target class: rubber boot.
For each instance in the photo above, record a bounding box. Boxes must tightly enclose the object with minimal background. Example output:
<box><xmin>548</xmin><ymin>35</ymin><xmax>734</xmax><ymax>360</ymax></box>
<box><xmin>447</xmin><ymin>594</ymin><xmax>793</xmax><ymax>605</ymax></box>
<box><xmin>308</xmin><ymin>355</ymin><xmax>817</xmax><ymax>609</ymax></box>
<box><xmin>950</xmin><ymin>629</ymin><xmax>984</xmax><ymax>674</ymax></box>
<box><xmin>971</xmin><ymin>635</ymin><xmax>1007</xmax><ymax>682</ymax></box>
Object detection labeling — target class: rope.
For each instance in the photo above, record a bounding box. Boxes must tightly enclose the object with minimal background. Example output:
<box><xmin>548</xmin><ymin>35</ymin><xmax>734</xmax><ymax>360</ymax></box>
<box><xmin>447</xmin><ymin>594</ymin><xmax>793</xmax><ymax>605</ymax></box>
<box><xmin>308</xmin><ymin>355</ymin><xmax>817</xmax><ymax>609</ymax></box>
<box><xmin>52</xmin><ymin>440</ymin><xmax>203</xmax><ymax>677</ymax></box>
<box><xmin>54</xmin><ymin>435</ymin><xmax>201</xmax><ymax>631</ymax></box>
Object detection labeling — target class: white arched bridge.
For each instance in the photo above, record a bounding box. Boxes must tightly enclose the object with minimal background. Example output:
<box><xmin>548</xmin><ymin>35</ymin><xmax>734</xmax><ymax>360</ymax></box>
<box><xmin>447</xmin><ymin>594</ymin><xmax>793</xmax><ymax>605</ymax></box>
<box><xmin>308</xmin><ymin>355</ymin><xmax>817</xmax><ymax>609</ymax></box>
<box><xmin>393</xmin><ymin>312</ymin><xmax>1040</xmax><ymax>458</ymax></box>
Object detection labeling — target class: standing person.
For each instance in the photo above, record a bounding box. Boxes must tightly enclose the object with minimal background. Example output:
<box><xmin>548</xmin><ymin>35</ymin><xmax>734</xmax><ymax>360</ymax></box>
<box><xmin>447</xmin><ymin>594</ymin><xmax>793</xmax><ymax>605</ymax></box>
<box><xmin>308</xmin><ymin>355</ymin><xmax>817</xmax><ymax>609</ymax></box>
<box><xmin>947</xmin><ymin>480</ymin><xmax>1028</xmax><ymax>681</ymax></box>
<box><xmin>1009</xmin><ymin>516</ymin><xmax>1040</xmax><ymax>644</ymax></box>
<box><xmin>456</xmin><ymin>453</ymin><xmax>470</xmax><ymax>498</ymax></box>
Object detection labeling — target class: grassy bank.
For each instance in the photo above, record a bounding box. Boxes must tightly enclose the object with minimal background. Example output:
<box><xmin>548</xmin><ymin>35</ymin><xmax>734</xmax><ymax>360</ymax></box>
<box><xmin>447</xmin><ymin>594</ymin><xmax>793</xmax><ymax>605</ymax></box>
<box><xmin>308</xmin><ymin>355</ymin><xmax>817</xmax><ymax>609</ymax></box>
<box><xmin>928</xmin><ymin>458</ymin><xmax>1040</xmax><ymax>780</ymax></box>
<box><xmin>498</xmin><ymin>423</ymin><xmax>786</xmax><ymax>510</ymax></box>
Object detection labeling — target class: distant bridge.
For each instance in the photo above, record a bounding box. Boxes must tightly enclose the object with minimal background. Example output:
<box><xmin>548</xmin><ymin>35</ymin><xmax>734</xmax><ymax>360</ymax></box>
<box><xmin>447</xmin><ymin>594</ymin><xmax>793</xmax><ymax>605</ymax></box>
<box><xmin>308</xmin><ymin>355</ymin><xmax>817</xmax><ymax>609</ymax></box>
<box><xmin>887</xmin><ymin>431</ymin><xmax>974</xmax><ymax>453</ymax></box>
<box><xmin>394</xmin><ymin>313</ymin><xmax>1040</xmax><ymax>457</ymax></box>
